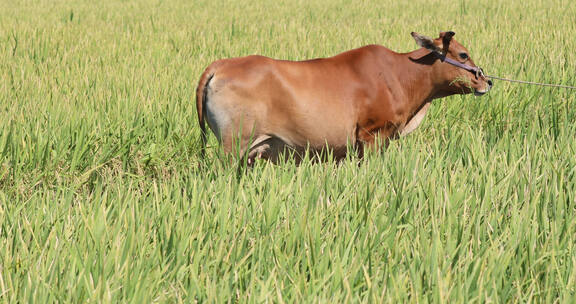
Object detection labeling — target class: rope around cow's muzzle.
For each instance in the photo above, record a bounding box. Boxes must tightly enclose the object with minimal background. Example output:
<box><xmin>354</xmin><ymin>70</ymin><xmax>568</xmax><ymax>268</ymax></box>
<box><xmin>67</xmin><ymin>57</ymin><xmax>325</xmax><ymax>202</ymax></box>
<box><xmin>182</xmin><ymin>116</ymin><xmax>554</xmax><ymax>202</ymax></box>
<box><xmin>433</xmin><ymin>51</ymin><xmax>576</xmax><ymax>90</ymax></box>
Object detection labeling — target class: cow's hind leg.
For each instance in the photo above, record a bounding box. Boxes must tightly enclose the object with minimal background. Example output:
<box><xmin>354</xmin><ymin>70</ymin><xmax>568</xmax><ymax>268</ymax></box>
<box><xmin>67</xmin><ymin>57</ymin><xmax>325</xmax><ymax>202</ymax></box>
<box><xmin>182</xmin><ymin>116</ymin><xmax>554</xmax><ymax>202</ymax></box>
<box><xmin>246</xmin><ymin>135</ymin><xmax>292</xmax><ymax>165</ymax></box>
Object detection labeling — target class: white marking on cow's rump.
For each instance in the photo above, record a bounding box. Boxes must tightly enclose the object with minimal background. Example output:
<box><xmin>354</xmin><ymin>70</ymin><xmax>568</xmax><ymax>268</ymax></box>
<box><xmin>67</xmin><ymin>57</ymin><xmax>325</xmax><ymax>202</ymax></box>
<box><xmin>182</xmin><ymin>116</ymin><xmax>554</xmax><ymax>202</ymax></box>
<box><xmin>204</xmin><ymin>85</ymin><xmax>229</xmax><ymax>142</ymax></box>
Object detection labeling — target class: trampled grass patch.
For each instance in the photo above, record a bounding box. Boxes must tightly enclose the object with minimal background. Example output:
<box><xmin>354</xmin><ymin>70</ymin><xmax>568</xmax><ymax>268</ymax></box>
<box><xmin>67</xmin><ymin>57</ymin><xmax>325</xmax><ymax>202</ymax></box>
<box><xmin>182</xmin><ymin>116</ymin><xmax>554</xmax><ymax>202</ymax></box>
<box><xmin>1</xmin><ymin>0</ymin><xmax>575</xmax><ymax>302</ymax></box>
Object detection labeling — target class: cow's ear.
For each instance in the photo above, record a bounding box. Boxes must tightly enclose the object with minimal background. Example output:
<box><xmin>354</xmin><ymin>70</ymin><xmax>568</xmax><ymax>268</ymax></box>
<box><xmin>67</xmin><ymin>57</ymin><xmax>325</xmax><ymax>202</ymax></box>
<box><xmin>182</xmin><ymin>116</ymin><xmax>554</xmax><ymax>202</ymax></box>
<box><xmin>411</xmin><ymin>32</ymin><xmax>442</xmax><ymax>53</ymax></box>
<box><xmin>440</xmin><ymin>31</ymin><xmax>455</xmax><ymax>46</ymax></box>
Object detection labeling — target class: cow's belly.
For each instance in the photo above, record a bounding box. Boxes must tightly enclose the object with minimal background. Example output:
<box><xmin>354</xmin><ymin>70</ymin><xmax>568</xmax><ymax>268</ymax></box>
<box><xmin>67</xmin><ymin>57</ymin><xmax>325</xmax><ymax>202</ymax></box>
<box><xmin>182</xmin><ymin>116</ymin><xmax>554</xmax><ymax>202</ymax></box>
<box><xmin>265</xmin><ymin>97</ymin><xmax>357</xmax><ymax>151</ymax></box>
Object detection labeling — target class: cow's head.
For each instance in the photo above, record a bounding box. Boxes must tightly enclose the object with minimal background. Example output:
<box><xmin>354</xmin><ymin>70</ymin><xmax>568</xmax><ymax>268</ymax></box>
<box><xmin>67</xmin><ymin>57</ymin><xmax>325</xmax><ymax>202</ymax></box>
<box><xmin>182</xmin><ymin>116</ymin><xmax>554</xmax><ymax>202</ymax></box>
<box><xmin>411</xmin><ymin>31</ymin><xmax>492</xmax><ymax>96</ymax></box>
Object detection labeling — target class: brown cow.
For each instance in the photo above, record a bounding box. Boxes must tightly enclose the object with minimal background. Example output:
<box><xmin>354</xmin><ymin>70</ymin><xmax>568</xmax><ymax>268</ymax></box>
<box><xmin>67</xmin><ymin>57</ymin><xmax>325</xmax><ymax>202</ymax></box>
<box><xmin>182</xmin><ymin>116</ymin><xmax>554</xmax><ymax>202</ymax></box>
<box><xmin>196</xmin><ymin>31</ymin><xmax>492</xmax><ymax>163</ymax></box>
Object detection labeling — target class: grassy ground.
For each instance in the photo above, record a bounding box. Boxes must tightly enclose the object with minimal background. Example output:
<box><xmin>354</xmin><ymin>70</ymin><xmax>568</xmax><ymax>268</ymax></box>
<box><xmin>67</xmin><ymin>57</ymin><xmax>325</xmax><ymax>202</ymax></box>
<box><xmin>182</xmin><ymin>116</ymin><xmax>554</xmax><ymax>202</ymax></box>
<box><xmin>1</xmin><ymin>0</ymin><xmax>575</xmax><ymax>302</ymax></box>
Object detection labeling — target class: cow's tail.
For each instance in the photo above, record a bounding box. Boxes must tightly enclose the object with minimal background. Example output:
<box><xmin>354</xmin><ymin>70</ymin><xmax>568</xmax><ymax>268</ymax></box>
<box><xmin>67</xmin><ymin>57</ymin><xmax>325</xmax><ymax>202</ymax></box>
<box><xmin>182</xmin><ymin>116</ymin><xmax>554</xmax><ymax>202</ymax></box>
<box><xmin>196</xmin><ymin>66</ymin><xmax>216</xmax><ymax>159</ymax></box>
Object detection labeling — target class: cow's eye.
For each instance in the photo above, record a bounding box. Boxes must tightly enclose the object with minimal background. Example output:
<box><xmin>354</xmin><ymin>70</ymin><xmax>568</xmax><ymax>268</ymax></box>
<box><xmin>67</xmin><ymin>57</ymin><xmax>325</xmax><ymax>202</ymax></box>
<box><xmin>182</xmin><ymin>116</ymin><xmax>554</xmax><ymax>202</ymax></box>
<box><xmin>459</xmin><ymin>53</ymin><xmax>469</xmax><ymax>60</ymax></box>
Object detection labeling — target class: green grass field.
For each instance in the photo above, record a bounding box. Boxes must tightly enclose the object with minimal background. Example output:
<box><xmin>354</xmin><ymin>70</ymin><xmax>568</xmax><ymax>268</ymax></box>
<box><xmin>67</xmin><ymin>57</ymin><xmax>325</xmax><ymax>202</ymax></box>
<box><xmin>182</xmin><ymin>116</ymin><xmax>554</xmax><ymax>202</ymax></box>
<box><xmin>1</xmin><ymin>0</ymin><xmax>575</xmax><ymax>302</ymax></box>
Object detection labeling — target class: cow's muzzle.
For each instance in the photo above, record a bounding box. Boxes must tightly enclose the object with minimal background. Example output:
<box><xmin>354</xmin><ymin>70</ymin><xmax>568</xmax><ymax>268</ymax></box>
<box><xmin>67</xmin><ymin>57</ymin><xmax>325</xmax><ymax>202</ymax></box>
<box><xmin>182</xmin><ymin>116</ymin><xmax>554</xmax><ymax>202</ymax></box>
<box><xmin>474</xmin><ymin>79</ymin><xmax>493</xmax><ymax>96</ymax></box>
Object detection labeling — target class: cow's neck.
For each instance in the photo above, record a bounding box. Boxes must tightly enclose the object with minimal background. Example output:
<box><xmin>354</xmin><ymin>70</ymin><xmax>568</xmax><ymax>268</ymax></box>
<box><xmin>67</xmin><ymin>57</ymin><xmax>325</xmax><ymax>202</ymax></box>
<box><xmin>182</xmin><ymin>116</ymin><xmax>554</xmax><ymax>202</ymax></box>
<box><xmin>397</xmin><ymin>48</ymin><xmax>443</xmax><ymax>109</ymax></box>
<box><xmin>380</xmin><ymin>48</ymin><xmax>448</xmax><ymax>137</ymax></box>
<box><xmin>356</xmin><ymin>47</ymin><xmax>450</xmax><ymax>142</ymax></box>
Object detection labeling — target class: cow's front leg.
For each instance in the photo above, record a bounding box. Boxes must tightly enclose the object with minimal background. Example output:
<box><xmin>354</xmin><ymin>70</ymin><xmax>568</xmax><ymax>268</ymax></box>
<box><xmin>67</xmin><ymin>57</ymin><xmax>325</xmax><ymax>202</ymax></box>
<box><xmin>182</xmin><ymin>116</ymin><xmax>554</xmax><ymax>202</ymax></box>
<box><xmin>356</xmin><ymin>124</ymin><xmax>397</xmax><ymax>156</ymax></box>
<box><xmin>399</xmin><ymin>102</ymin><xmax>431</xmax><ymax>137</ymax></box>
